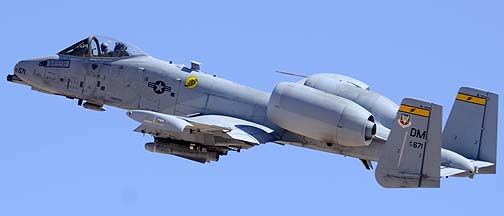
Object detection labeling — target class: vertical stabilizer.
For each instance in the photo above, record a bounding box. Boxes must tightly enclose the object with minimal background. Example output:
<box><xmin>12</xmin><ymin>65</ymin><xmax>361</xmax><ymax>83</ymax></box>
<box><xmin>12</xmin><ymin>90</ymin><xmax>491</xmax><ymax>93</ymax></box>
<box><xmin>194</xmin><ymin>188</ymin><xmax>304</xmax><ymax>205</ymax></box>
<box><xmin>443</xmin><ymin>87</ymin><xmax>498</xmax><ymax>174</ymax></box>
<box><xmin>375</xmin><ymin>98</ymin><xmax>442</xmax><ymax>188</ymax></box>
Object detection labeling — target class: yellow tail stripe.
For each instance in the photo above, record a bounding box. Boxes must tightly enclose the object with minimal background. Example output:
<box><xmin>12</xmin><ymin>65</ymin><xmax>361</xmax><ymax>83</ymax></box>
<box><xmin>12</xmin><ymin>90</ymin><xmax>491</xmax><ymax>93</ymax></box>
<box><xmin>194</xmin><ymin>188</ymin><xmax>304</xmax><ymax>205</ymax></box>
<box><xmin>399</xmin><ymin>105</ymin><xmax>431</xmax><ymax>117</ymax></box>
<box><xmin>456</xmin><ymin>93</ymin><xmax>486</xmax><ymax>106</ymax></box>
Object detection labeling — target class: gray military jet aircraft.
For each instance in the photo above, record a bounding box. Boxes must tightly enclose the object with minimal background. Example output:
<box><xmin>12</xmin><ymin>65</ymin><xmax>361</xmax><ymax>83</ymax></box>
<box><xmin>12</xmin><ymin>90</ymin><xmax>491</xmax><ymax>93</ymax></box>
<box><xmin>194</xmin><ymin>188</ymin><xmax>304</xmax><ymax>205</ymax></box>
<box><xmin>7</xmin><ymin>35</ymin><xmax>499</xmax><ymax>188</ymax></box>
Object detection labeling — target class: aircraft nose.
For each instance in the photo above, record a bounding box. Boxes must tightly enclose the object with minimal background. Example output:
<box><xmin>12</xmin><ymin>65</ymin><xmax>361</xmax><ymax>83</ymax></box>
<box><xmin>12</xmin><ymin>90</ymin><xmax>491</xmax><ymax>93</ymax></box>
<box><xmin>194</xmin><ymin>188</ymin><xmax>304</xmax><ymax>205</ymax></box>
<box><xmin>7</xmin><ymin>61</ymin><xmax>27</xmax><ymax>83</ymax></box>
<box><xmin>14</xmin><ymin>60</ymin><xmax>28</xmax><ymax>76</ymax></box>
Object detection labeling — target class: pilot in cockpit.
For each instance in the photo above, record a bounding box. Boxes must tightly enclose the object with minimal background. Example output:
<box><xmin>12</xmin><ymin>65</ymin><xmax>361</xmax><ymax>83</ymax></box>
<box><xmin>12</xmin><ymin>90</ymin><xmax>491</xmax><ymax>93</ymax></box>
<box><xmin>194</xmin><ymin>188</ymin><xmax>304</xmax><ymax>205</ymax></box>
<box><xmin>100</xmin><ymin>42</ymin><xmax>113</xmax><ymax>57</ymax></box>
<box><xmin>58</xmin><ymin>36</ymin><xmax>146</xmax><ymax>58</ymax></box>
<box><xmin>113</xmin><ymin>42</ymin><xmax>130</xmax><ymax>57</ymax></box>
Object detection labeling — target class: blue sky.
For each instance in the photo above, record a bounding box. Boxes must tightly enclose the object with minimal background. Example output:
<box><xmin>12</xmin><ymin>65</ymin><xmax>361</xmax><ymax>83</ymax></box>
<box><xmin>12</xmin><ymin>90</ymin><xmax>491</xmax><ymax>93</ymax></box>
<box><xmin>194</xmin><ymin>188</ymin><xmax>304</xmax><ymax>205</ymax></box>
<box><xmin>1</xmin><ymin>0</ymin><xmax>502</xmax><ymax>215</ymax></box>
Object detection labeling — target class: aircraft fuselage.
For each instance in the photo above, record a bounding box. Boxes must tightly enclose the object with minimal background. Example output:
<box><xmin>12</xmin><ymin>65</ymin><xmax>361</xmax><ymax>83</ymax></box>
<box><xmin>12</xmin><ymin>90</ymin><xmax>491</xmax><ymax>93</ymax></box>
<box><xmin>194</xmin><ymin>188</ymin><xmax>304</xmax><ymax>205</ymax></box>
<box><xmin>8</xmin><ymin>36</ymin><xmax>498</xmax><ymax>187</ymax></box>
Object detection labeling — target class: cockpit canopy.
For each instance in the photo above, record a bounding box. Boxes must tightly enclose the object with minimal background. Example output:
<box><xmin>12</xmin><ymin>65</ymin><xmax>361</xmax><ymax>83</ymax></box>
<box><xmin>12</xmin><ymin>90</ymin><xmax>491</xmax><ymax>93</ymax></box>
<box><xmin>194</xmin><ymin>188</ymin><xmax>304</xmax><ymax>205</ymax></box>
<box><xmin>58</xmin><ymin>35</ymin><xmax>148</xmax><ymax>58</ymax></box>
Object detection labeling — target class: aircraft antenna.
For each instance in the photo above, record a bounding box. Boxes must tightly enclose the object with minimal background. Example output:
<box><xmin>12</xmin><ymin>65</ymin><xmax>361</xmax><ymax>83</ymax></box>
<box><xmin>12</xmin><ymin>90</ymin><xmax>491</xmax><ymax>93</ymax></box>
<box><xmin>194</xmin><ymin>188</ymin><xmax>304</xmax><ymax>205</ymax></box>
<box><xmin>275</xmin><ymin>70</ymin><xmax>308</xmax><ymax>78</ymax></box>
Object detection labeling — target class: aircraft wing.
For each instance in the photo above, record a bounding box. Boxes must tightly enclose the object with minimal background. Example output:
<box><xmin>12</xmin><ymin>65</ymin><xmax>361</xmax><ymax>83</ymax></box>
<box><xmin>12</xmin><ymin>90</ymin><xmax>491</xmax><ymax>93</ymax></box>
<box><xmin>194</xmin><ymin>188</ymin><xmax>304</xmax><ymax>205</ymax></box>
<box><xmin>127</xmin><ymin>110</ymin><xmax>277</xmax><ymax>163</ymax></box>
<box><xmin>178</xmin><ymin>115</ymin><xmax>276</xmax><ymax>144</ymax></box>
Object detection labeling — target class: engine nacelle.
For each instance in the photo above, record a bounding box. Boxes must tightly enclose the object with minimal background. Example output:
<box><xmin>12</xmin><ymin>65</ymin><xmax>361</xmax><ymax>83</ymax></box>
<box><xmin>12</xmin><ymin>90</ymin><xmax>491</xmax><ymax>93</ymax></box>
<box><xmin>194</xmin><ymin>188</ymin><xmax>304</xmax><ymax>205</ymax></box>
<box><xmin>267</xmin><ymin>82</ymin><xmax>377</xmax><ymax>147</ymax></box>
<box><xmin>302</xmin><ymin>73</ymin><xmax>371</xmax><ymax>90</ymax></box>
<box><xmin>303</xmin><ymin>73</ymin><xmax>398</xmax><ymax>128</ymax></box>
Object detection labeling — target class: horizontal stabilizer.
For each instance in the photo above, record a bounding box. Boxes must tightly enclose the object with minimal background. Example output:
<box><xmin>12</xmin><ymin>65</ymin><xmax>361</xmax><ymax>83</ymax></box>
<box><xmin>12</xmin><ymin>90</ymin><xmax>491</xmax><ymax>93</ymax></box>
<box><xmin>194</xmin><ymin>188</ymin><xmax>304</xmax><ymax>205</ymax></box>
<box><xmin>441</xmin><ymin>160</ymin><xmax>494</xmax><ymax>177</ymax></box>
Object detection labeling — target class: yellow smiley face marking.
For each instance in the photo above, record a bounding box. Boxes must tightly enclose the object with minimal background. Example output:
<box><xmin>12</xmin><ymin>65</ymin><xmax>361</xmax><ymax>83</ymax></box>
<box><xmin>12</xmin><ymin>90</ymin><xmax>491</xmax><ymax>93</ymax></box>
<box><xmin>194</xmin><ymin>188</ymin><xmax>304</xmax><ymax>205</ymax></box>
<box><xmin>184</xmin><ymin>76</ymin><xmax>199</xmax><ymax>89</ymax></box>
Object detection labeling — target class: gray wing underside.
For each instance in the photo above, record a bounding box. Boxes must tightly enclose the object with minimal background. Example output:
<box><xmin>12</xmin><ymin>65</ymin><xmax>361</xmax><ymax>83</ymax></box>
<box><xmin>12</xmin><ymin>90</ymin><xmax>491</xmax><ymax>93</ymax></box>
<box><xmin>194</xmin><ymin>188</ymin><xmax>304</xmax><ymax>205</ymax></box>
<box><xmin>127</xmin><ymin>110</ymin><xmax>278</xmax><ymax>163</ymax></box>
<box><xmin>134</xmin><ymin>114</ymin><xmax>277</xmax><ymax>148</ymax></box>
<box><xmin>181</xmin><ymin>115</ymin><xmax>276</xmax><ymax>144</ymax></box>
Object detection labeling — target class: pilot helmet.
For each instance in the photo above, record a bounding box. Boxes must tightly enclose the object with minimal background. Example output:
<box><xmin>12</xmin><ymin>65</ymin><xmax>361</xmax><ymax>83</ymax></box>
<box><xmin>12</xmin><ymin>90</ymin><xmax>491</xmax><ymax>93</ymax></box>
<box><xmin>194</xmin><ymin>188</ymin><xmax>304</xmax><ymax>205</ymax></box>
<box><xmin>114</xmin><ymin>42</ymin><xmax>127</xmax><ymax>51</ymax></box>
<box><xmin>101</xmin><ymin>42</ymin><xmax>109</xmax><ymax>51</ymax></box>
